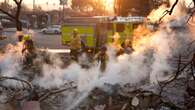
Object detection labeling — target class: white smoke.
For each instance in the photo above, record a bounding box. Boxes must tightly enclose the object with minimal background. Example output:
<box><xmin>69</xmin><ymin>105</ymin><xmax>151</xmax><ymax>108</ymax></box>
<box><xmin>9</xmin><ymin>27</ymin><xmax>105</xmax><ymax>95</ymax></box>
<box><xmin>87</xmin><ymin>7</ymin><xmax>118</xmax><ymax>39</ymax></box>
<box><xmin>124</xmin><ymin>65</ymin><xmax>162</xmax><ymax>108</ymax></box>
<box><xmin>0</xmin><ymin>0</ymin><xmax>192</xmax><ymax>91</ymax></box>
<box><xmin>0</xmin><ymin>44</ymin><xmax>23</xmax><ymax>76</ymax></box>
<box><xmin>0</xmin><ymin>0</ymin><xmax>194</xmax><ymax>109</ymax></box>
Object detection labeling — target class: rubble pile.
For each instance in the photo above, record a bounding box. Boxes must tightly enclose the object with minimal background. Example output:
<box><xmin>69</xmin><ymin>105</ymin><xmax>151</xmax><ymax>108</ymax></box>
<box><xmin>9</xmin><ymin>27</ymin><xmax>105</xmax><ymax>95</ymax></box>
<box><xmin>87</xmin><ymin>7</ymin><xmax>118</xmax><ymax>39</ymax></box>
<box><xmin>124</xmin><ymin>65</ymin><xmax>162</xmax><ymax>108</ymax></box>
<box><xmin>0</xmin><ymin>35</ymin><xmax>194</xmax><ymax>110</ymax></box>
<box><xmin>0</xmin><ymin>33</ymin><xmax>193</xmax><ymax>109</ymax></box>
<box><xmin>38</xmin><ymin>77</ymin><xmax>195</xmax><ymax>110</ymax></box>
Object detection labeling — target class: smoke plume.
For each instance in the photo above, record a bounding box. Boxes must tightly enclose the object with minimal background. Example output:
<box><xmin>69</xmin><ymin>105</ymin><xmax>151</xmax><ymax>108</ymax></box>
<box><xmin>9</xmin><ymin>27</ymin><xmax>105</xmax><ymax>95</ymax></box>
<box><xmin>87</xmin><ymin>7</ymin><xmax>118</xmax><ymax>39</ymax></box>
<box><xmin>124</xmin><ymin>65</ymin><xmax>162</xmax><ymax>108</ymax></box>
<box><xmin>0</xmin><ymin>0</ymin><xmax>195</xmax><ymax>109</ymax></box>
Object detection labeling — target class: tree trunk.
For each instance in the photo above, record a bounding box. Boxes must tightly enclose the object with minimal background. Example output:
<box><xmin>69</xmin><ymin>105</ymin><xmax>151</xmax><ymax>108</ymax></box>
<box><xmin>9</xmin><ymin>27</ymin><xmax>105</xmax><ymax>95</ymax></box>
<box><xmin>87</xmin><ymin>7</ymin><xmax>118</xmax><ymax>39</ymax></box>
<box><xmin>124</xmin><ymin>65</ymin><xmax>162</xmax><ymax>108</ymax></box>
<box><xmin>16</xmin><ymin>19</ymin><xmax>22</xmax><ymax>31</ymax></box>
<box><xmin>0</xmin><ymin>0</ymin><xmax>23</xmax><ymax>41</ymax></box>
<box><xmin>15</xmin><ymin>2</ymin><xmax>22</xmax><ymax>31</ymax></box>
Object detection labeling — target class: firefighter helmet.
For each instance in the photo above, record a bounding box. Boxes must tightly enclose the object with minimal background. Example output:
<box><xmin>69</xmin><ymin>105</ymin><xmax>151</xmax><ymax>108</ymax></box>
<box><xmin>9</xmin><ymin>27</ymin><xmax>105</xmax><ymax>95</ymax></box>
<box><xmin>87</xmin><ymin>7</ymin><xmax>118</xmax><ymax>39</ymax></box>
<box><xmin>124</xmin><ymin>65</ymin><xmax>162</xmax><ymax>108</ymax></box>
<box><xmin>100</xmin><ymin>46</ymin><xmax>107</xmax><ymax>52</ymax></box>
<box><xmin>73</xmin><ymin>28</ymin><xmax>79</xmax><ymax>34</ymax></box>
<box><xmin>23</xmin><ymin>34</ymin><xmax>31</xmax><ymax>41</ymax></box>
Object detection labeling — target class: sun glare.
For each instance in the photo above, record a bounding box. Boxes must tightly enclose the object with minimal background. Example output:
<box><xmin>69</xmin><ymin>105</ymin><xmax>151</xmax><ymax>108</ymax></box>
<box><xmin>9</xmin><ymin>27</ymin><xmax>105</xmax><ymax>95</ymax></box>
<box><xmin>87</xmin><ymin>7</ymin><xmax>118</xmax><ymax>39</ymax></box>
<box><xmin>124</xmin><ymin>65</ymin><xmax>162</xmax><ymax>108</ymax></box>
<box><xmin>103</xmin><ymin>0</ymin><xmax>114</xmax><ymax>13</ymax></box>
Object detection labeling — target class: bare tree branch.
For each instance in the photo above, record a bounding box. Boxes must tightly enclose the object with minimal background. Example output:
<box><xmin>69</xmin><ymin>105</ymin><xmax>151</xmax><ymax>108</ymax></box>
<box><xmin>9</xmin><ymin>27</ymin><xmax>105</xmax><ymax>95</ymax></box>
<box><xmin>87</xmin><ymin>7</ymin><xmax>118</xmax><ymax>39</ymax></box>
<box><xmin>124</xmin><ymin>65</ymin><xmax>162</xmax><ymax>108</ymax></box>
<box><xmin>0</xmin><ymin>76</ymin><xmax>33</xmax><ymax>90</ymax></box>
<box><xmin>0</xmin><ymin>8</ymin><xmax>15</xmax><ymax>19</ymax></box>
<box><xmin>19</xmin><ymin>0</ymin><xmax>23</xmax><ymax>4</ymax></box>
<box><xmin>168</xmin><ymin>0</ymin><xmax>179</xmax><ymax>15</ymax></box>
<box><xmin>39</xmin><ymin>86</ymin><xmax>77</xmax><ymax>102</ymax></box>
<box><xmin>39</xmin><ymin>82</ymin><xmax>76</xmax><ymax>102</ymax></box>
<box><xmin>13</xmin><ymin>0</ymin><xmax>23</xmax><ymax>6</ymax></box>
<box><xmin>13</xmin><ymin>0</ymin><xmax>19</xmax><ymax>5</ymax></box>
<box><xmin>186</xmin><ymin>3</ymin><xmax>195</xmax><ymax>23</ymax></box>
<box><xmin>159</xmin><ymin>0</ymin><xmax>179</xmax><ymax>22</ymax></box>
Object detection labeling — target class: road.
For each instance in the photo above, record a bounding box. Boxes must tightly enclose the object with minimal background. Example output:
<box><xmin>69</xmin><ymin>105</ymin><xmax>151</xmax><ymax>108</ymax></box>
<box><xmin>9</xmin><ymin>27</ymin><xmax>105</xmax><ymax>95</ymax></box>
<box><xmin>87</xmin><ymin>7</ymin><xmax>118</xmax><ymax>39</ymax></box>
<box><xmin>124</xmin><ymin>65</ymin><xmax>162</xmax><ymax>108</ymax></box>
<box><xmin>0</xmin><ymin>29</ymin><xmax>67</xmax><ymax>49</ymax></box>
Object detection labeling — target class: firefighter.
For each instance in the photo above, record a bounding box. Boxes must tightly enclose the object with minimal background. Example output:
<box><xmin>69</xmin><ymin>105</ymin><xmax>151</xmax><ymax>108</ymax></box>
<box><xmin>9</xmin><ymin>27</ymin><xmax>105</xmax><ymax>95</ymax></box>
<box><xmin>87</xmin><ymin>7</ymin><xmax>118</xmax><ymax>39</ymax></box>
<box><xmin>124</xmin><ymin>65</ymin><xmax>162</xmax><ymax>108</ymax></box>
<box><xmin>18</xmin><ymin>35</ymin><xmax>24</xmax><ymax>42</ymax></box>
<box><xmin>111</xmin><ymin>32</ymin><xmax>123</xmax><ymax>56</ymax></box>
<box><xmin>112</xmin><ymin>32</ymin><xmax>121</xmax><ymax>50</ymax></box>
<box><xmin>22</xmin><ymin>35</ymin><xmax>35</xmax><ymax>53</ymax></box>
<box><xmin>22</xmin><ymin>35</ymin><xmax>36</xmax><ymax>66</ymax></box>
<box><xmin>70</xmin><ymin>28</ymin><xmax>81</xmax><ymax>61</ymax></box>
<box><xmin>95</xmin><ymin>46</ymin><xmax>109</xmax><ymax>72</ymax></box>
<box><xmin>121</xmin><ymin>39</ymin><xmax>134</xmax><ymax>54</ymax></box>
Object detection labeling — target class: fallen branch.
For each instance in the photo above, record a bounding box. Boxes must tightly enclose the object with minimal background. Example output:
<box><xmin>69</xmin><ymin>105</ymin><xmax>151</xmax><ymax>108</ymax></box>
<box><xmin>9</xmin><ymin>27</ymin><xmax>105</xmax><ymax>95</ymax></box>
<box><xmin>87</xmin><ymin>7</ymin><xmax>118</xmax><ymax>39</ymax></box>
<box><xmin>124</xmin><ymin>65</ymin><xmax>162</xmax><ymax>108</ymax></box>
<box><xmin>39</xmin><ymin>83</ymin><xmax>77</xmax><ymax>102</ymax></box>
<box><xmin>0</xmin><ymin>76</ymin><xmax>33</xmax><ymax>90</ymax></box>
<box><xmin>121</xmin><ymin>103</ymin><xmax>128</xmax><ymax>110</ymax></box>
<box><xmin>0</xmin><ymin>9</ymin><xmax>15</xmax><ymax>19</ymax></box>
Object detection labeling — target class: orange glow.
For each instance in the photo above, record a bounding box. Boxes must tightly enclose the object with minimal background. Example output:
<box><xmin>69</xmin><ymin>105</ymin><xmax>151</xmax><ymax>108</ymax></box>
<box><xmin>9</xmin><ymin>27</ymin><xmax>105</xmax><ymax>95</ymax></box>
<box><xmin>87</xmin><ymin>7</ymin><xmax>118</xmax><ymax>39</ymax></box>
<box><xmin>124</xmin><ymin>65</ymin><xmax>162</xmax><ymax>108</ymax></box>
<box><xmin>109</xmin><ymin>25</ymin><xmax>153</xmax><ymax>53</ymax></box>
<box><xmin>147</xmin><ymin>4</ymin><xmax>169</xmax><ymax>23</ymax></box>
<box><xmin>103</xmin><ymin>0</ymin><xmax>114</xmax><ymax>13</ymax></box>
<box><xmin>132</xmin><ymin>25</ymin><xmax>153</xmax><ymax>52</ymax></box>
<box><xmin>111</xmin><ymin>32</ymin><xmax>122</xmax><ymax>51</ymax></box>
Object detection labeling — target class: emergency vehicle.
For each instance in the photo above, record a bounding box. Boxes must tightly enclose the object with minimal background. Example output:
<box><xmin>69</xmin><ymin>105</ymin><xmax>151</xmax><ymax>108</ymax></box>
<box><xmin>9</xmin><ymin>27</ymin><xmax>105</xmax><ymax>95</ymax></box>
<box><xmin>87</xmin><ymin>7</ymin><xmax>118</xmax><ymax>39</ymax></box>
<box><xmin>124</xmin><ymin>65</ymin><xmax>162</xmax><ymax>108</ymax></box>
<box><xmin>61</xmin><ymin>16</ymin><xmax>146</xmax><ymax>50</ymax></box>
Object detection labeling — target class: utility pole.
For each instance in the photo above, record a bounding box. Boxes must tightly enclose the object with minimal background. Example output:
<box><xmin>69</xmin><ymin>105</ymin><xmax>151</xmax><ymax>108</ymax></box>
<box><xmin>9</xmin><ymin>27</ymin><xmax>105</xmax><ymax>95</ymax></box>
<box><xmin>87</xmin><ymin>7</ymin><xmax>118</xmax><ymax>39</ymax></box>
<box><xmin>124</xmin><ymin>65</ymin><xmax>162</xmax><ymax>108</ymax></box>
<box><xmin>63</xmin><ymin>3</ymin><xmax>65</xmax><ymax>20</ymax></box>
<box><xmin>60</xmin><ymin>0</ymin><xmax>68</xmax><ymax>22</ymax></box>
<box><xmin>33</xmin><ymin>0</ymin><xmax>35</xmax><ymax>11</ymax></box>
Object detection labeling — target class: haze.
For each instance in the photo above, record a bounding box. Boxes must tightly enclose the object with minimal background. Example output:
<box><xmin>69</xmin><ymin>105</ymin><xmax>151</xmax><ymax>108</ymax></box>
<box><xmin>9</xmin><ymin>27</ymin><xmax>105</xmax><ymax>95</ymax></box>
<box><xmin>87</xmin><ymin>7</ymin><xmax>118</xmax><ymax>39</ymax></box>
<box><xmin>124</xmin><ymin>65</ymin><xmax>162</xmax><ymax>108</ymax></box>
<box><xmin>3</xmin><ymin>0</ymin><xmax>61</xmax><ymax>10</ymax></box>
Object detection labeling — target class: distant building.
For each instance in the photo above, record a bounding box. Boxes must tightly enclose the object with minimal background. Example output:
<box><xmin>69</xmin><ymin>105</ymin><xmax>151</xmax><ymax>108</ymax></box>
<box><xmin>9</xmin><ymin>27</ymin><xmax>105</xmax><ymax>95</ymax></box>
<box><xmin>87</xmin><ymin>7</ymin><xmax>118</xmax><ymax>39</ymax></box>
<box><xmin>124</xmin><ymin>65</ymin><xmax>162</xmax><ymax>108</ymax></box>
<box><xmin>0</xmin><ymin>7</ymin><xmax>93</xmax><ymax>29</ymax></box>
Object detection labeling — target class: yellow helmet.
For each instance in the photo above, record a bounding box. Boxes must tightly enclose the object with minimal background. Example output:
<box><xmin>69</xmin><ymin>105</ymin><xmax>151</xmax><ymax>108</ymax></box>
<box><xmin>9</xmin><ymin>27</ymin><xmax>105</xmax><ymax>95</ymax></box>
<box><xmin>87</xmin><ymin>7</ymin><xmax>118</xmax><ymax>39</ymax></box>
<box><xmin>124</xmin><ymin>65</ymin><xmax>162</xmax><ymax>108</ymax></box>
<box><xmin>73</xmin><ymin>28</ymin><xmax>79</xmax><ymax>34</ymax></box>
<box><xmin>23</xmin><ymin>34</ymin><xmax>31</xmax><ymax>41</ymax></box>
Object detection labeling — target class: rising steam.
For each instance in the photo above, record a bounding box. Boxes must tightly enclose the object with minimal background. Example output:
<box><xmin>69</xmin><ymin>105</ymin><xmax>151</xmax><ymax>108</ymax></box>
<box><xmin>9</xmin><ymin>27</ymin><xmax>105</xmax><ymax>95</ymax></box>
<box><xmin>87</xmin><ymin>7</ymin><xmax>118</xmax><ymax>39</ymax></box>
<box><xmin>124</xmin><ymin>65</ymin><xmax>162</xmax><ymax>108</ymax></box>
<box><xmin>0</xmin><ymin>0</ymin><xmax>195</xmax><ymax>109</ymax></box>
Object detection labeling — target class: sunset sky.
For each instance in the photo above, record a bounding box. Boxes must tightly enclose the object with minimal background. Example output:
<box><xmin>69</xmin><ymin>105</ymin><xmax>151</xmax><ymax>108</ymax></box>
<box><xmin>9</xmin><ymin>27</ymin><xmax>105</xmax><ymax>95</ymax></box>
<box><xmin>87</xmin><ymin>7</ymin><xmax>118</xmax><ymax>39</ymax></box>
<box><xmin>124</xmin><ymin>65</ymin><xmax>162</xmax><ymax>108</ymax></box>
<box><xmin>24</xmin><ymin>0</ymin><xmax>59</xmax><ymax>4</ymax></box>
<box><xmin>2</xmin><ymin>0</ymin><xmax>62</xmax><ymax>10</ymax></box>
<box><xmin>1</xmin><ymin>0</ymin><xmax>114</xmax><ymax>11</ymax></box>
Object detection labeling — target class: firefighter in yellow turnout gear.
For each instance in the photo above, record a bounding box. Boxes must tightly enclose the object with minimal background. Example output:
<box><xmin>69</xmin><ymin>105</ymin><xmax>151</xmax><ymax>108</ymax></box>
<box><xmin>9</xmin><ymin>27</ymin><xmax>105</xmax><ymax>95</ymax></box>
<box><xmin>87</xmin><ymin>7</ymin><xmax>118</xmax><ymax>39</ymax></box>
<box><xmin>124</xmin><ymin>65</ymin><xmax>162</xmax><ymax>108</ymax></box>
<box><xmin>22</xmin><ymin>35</ymin><xmax>36</xmax><ymax>66</ymax></box>
<box><xmin>95</xmin><ymin>46</ymin><xmax>109</xmax><ymax>72</ymax></box>
<box><xmin>70</xmin><ymin>29</ymin><xmax>81</xmax><ymax>61</ymax></box>
<box><xmin>22</xmin><ymin>35</ymin><xmax>35</xmax><ymax>53</ymax></box>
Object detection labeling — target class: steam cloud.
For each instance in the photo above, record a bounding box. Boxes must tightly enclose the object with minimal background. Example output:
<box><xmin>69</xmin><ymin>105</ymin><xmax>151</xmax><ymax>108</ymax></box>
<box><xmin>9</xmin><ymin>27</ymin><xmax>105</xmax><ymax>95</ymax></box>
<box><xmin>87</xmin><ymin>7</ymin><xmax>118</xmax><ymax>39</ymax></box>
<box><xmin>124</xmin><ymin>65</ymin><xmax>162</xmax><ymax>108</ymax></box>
<box><xmin>0</xmin><ymin>0</ymin><xmax>195</xmax><ymax>109</ymax></box>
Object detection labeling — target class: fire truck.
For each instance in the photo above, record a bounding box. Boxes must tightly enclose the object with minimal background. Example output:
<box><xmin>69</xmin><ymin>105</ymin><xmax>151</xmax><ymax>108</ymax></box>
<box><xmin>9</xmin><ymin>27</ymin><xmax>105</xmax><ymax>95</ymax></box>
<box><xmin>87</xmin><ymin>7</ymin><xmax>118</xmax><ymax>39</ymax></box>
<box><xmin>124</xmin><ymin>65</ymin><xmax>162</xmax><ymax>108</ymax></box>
<box><xmin>61</xmin><ymin>16</ymin><xmax>146</xmax><ymax>51</ymax></box>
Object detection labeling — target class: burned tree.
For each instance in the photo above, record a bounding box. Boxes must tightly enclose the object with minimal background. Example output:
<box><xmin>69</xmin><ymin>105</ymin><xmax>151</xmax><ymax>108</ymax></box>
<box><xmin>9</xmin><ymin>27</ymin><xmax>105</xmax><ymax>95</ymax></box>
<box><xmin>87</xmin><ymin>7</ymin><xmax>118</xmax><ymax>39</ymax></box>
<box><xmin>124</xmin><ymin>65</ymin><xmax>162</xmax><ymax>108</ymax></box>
<box><xmin>160</xmin><ymin>0</ymin><xmax>195</xmax><ymax>22</ymax></box>
<box><xmin>0</xmin><ymin>0</ymin><xmax>23</xmax><ymax>31</ymax></box>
